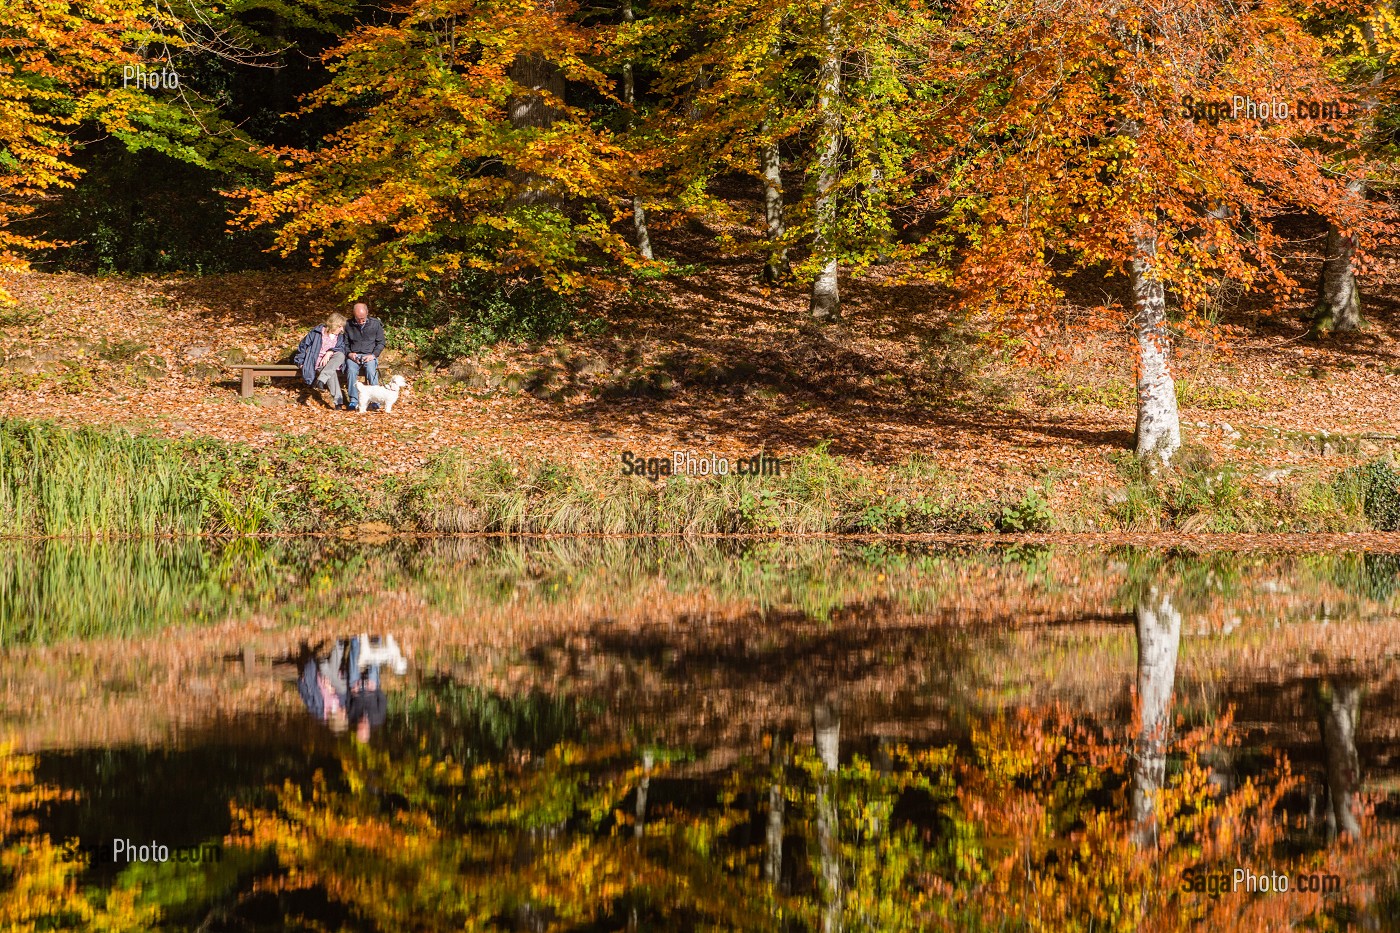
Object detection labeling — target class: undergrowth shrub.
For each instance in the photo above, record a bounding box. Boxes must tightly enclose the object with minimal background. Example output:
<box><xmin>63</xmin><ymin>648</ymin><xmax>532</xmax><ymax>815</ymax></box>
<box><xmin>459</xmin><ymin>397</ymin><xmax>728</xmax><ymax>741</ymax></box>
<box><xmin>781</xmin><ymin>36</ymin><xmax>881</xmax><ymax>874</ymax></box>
<box><xmin>384</xmin><ymin>274</ymin><xmax>601</xmax><ymax>363</ymax></box>
<box><xmin>1335</xmin><ymin>458</ymin><xmax>1400</xmax><ymax>532</ymax></box>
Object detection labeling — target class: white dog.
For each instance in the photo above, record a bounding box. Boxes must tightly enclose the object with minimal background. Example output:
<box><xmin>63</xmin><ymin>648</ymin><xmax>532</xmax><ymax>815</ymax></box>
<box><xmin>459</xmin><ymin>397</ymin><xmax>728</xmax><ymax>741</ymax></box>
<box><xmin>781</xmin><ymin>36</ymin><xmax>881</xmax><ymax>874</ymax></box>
<box><xmin>355</xmin><ymin>633</ymin><xmax>408</xmax><ymax>676</ymax></box>
<box><xmin>356</xmin><ymin>374</ymin><xmax>409</xmax><ymax>413</ymax></box>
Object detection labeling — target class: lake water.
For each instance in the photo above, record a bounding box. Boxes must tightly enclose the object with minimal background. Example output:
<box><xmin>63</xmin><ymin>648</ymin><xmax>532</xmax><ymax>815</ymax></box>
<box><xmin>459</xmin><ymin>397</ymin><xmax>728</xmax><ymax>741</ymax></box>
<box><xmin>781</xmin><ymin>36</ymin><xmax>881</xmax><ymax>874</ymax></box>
<box><xmin>2</xmin><ymin>539</ymin><xmax>1398</xmax><ymax>930</ymax></box>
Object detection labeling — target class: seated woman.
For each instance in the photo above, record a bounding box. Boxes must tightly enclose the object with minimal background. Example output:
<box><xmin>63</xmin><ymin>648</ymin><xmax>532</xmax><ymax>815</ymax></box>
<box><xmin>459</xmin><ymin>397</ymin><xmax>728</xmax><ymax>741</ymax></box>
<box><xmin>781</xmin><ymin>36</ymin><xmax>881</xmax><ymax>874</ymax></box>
<box><xmin>297</xmin><ymin>640</ymin><xmax>349</xmax><ymax>733</ymax></box>
<box><xmin>292</xmin><ymin>313</ymin><xmax>349</xmax><ymax>409</ymax></box>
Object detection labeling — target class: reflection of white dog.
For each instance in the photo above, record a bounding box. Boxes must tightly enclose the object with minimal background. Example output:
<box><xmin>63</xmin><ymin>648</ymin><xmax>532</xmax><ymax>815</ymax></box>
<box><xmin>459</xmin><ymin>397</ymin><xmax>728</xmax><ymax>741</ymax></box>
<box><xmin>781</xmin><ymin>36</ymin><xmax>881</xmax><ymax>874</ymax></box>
<box><xmin>356</xmin><ymin>374</ymin><xmax>409</xmax><ymax>413</ymax></box>
<box><xmin>356</xmin><ymin>633</ymin><xmax>408</xmax><ymax>676</ymax></box>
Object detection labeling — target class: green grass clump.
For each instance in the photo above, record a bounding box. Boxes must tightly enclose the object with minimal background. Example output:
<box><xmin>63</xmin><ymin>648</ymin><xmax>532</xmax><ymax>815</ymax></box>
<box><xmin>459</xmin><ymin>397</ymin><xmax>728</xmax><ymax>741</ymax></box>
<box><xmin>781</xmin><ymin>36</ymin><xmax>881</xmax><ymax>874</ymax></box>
<box><xmin>1101</xmin><ymin>446</ymin><xmax>1400</xmax><ymax>533</ymax></box>
<box><xmin>0</xmin><ymin>419</ymin><xmax>378</xmax><ymax>537</ymax></box>
<box><xmin>405</xmin><ymin>443</ymin><xmax>1037</xmax><ymax>536</ymax></box>
<box><xmin>0</xmin><ymin>420</ymin><xmax>209</xmax><ymax>536</ymax></box>
<box><xmin>1105</xmin><ymin>449</ymin><xmax>1268</xmax><ymax>533</ymax></box>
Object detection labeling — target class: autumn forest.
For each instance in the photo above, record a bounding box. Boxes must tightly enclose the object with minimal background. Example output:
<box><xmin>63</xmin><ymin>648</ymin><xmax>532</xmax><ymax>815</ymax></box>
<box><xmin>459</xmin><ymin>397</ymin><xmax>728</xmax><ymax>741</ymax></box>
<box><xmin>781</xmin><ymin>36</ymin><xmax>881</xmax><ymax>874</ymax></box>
<box><xmin>4</xmin><ymin>0</ymin><xmax>1400</xmax><ymax>463</ymax></box>
<box><xmin>3</xmin><ymin>0</ymin><xmax>1400</xmax><ymax>930</ymax></box>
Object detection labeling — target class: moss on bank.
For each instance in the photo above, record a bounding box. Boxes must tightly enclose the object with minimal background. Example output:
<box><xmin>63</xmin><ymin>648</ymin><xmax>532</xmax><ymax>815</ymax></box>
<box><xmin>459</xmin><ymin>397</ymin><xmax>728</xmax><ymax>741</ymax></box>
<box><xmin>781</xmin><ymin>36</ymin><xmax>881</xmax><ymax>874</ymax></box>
<box><xmin>1</xmin><ymin>418</ymin><xmax>1397</xmax><ymax>537</ymax></box>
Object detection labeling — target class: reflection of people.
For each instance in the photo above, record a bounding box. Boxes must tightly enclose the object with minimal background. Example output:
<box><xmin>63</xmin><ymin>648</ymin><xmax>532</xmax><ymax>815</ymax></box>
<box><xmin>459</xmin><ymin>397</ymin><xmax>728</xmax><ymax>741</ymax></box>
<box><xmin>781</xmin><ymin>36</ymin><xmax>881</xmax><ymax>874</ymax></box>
<box><xmin>292</xmin><ymin>313</ymin><xmax>349</xmax><ymax>410</ymax></box>
<box><xmin>299</xmin><ymin>635</ymin><xmax>403</xmax><ymax>740</ymax></box>
<box><xmin>298</xmin><ymin>641</ymin><xmax>349</xmax><ymax>733</ymax></box>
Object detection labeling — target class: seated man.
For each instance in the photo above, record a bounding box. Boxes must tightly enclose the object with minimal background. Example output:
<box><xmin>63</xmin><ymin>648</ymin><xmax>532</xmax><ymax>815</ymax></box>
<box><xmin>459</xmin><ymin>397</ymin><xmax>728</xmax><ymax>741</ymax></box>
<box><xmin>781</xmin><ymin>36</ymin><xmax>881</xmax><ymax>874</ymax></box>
<box><xmin>346</xmin><ymin>634</ymin><xmax>390</xmax><ymax>742</ymax></box>
<box><xmin>343</xmin><ymin>301</ymin><xmax>386</xmax><ymax>412</ymax></box>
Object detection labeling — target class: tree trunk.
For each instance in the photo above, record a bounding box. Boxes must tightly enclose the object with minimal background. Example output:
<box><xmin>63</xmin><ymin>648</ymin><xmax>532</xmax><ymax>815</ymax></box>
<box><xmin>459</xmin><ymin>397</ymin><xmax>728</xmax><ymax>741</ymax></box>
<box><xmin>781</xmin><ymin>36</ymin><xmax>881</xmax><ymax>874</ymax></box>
<box><xmin>1312</xmin><ymin>178</ymin><xmax>1366</xmax><ymax>335</ymax></box>
<box><xmin>808</xmin><ymin>2</ymin><xmax>842</xmax><ymax>322</ymax></box>
<box><xmin>1317</xmin><ymin>679</ymin><xmax>1363</xmax><ymax>842</ymax></box>
<box><xmin>813</xmin><ymin>698</ymin><xmax>842</xmax><ymax>933</ymax></box>
<box><xmin>1130</xmin><ymin>586</ymin><xmax>1182</xmax><ymax>849</ymax></box>
<box><xmin>760</xmin><ymin>133</ymin><xmax>789</xmax><ymax>283</ymax></box>
<box><xmin>631</xmin><ymin>196</ymin><xmax>653</xmax><ymax>260</ymax></box>
<box><xmin>687</xmin><ymin>64</ymin><xmax>710</xmax><ymax>121</ymax></box>
<box><xmin>1130</xmin><ymin>229</ymin><xmax>1181</xmax><ymax>466</ymax></box>
<box><xmin>622</xmin><ymin>0</ymin><xmax>653</xmax><ymax>260</ymax></box>
<box><xmin>508</xmin><ymin>52</ymin><xmax>565</xmax><ymax>205</ymax></box>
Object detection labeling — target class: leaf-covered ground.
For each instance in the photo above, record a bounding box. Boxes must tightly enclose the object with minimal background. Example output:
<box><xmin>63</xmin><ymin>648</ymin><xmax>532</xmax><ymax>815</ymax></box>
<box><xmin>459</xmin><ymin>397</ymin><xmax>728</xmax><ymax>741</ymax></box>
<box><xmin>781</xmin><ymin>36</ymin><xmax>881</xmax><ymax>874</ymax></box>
<box><xmin>1</xmin><ymin>226</ymin><xmax>1397</xmax><ymax>517</ymax></box>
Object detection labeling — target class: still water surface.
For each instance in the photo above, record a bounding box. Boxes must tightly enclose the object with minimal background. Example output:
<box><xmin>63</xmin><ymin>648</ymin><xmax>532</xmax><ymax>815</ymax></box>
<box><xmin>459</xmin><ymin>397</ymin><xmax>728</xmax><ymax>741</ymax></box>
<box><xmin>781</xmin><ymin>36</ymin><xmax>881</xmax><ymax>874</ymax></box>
<box><xmin>2</xmin><ymin>539</ymin><xmax>1398</xmax><ymax>930</ymax></box>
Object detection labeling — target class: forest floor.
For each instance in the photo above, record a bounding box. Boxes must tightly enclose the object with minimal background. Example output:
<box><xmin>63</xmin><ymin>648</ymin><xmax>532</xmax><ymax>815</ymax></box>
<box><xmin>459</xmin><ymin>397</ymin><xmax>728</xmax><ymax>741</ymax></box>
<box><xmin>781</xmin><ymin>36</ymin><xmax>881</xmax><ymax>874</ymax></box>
<box><xmin>1</xmin><ymin>215</ymin><xmax>1399</xmax><ymax>531</ymax></box>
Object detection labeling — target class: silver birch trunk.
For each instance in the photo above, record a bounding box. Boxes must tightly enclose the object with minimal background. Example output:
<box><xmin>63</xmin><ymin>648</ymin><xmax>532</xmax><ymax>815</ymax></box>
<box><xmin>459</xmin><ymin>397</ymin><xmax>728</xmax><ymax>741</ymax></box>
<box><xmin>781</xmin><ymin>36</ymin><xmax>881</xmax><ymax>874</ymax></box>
<box><xmin>808</xmin><ymin>2</ymin><xmax>842</xmax><ymax>322</ymax></box>
<box><xmin>1130</xmin><ymin>586</ymin><xmax>1182</xmax><ymax>849</ymax></box>
<box><xmin>622</xmin><ymin>0</ymin><xmax>653</xmax><ymax>260</ymax></box>
<box><xmin>1131</xmin><ymin>229</ymin><xmax>1181</xmax><ymax>466</ymax></box>
<box><xmin>813</xmin><ymin>698</ymin><xmax>842</xmax><ymax>933</ymax></box>
<box><xmin>1312</xmin><ymin>178</ymin><xmax>1366</xmax><ymax>335</ymax></box>
<box><xmin>1318</xmin><ymin>680</ymin><xmax>1363</xmax><ymax>842</ymax></box>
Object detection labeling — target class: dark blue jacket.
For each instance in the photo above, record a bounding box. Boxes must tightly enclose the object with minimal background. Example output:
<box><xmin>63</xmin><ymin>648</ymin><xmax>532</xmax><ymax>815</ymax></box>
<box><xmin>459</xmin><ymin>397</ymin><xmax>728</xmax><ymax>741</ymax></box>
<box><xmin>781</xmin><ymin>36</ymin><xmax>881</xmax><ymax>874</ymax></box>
<box><xmin>344</xmin><ymin>317</ymin><xmax>385</xmax><ymax>357</ymax></box>
<box><xmin>292</xmin><ymin>326</ymin><xmax>346</xmax><ymax>386</ymax></box>
<box><xmin>299</xmin><ymin>658</ymin><xmax>327</xmax><ymax>719</ymax></box>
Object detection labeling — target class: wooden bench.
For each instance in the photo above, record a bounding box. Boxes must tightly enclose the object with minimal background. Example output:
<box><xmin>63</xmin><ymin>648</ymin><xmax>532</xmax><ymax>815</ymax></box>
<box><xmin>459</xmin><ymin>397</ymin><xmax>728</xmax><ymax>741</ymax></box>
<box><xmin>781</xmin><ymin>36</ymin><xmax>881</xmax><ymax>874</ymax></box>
<box><xmin>235</xmin><ymin>363</ymin><xmax>301</xmax><ymax>398</ymax></box>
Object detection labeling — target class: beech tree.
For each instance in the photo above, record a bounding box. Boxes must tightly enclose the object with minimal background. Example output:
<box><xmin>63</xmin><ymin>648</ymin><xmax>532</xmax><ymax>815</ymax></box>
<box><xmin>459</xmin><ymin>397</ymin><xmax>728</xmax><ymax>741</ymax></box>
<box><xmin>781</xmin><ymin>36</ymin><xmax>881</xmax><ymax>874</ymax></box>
<box><xmin>1307</xmin><ymin>1</ymin><xmax>1400</xmax><ymax>335</ymax></box>
<box><xmin>922</xmin><ymin>0</ymin><xmax>1373</xmax><ymax>465</ymax></box>
<box><xmin>615</xmin><ymin>0</ymin><xmax>655</xmax><ymax>260</ymax></box>
<box><xmin>235</xmin><ymin>0</ymin><xmax>639</xmax><ymax>297</ymax></box>
<box><xmin>649</xmin><ymin>0</ymin><xmax>933</xmax><ymax>318</ymax></box>
<box><xmin>0</xmin><ymin>0</ymin><xmax>147</xmax><ymax>300</ymax></box>
<box><xmin>1</xmin><ymin>0</ymin><xmax>296</xmax><ymax>297</ymax></box>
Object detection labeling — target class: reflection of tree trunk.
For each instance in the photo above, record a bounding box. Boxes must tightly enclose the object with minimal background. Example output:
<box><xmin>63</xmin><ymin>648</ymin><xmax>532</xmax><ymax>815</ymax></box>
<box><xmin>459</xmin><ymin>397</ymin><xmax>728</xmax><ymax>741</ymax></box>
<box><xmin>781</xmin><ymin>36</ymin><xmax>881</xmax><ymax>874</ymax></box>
<box><xmin>1317</xmin><ymin>680</ymin><xmax>1363</xmax><ymax>842</ymax></box>
<box><xmin>813</xmin><ymin>698</ymin><xmax>842</xmax><ymax>933</ymax></box>
<box><xmin>1131</xmin><ymin>587</ymin><xmax>1182</xmax><ymax>849</ymax></box>
<box><xmin>765</xmin><ymin>734</ymin><xmax>788</xmax><ymax>888</ymax></box>
<box><xmin>508</xmin><ymin>51</ymin><xmax>565</xmax><ymax>205</ymax></box>
<box><xmin>512</xmin><ymin>829</ymin><xmax>552</xmax><ymax>931</ymax></box>
<box><xmin>634</xmin><ymin>748</ymin><xmax>653</xmax><ymax>839</ymax></box>
<box><xmin>872</xmin><ymin>738</ymin><xmax>892</xmax><ymax>835</ymax></box>
<box><xmin>627</xmin><ymin>748</ymin><xmax>654</xmax><ymax>932</ymax></box>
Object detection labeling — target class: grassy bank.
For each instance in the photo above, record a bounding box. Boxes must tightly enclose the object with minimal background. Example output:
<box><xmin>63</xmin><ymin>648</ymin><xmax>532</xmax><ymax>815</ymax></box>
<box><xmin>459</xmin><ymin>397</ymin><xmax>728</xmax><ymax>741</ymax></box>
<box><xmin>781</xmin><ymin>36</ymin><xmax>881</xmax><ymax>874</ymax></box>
<box><xmin>2</xmin><ymin>418</ymin><xmax>1398</xmax><ymax>537</ymax></box>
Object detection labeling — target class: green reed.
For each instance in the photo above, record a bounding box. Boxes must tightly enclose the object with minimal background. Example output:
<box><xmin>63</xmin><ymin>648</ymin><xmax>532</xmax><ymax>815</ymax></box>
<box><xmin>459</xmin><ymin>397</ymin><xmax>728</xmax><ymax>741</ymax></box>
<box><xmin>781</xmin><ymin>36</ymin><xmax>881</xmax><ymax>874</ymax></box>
<box><xmin>0</xmin><ymin>420</ymin><xmax>208</xmax><ymax>536</ymax></box>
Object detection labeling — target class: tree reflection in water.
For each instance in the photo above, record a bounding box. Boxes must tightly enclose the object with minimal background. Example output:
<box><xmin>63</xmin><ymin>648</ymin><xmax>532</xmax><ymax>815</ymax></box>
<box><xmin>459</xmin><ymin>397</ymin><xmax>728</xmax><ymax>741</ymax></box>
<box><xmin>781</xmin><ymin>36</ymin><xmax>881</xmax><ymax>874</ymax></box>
<box><xmin>3</xmin><ymin>541</ymin><xmax>1400</xmax><ymax>929</ymax></box>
